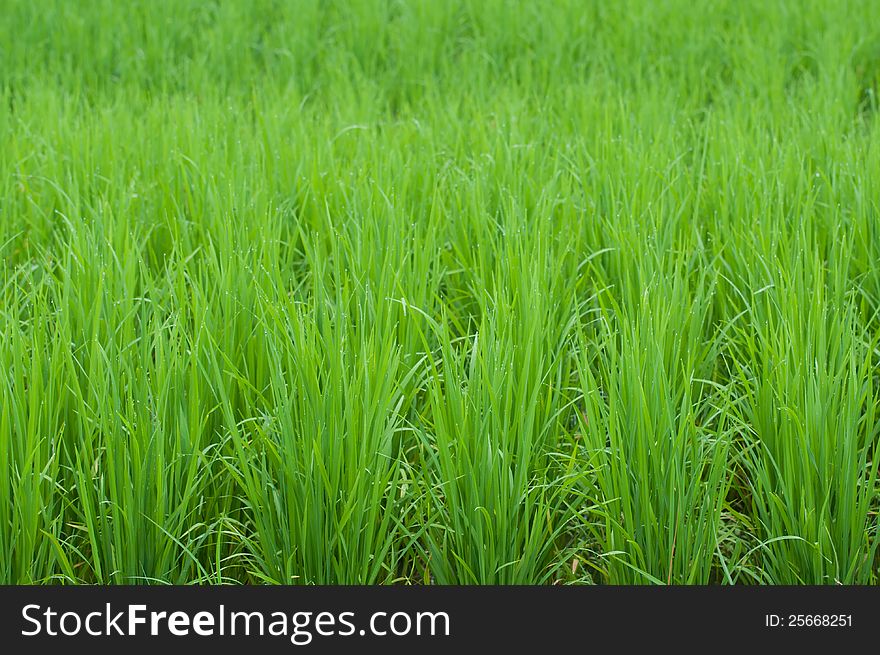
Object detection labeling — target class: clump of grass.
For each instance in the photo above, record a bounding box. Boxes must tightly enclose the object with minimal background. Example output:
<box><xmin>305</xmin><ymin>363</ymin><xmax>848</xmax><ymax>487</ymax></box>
<box><xmin>413</xmin><ymin>233</ymin><xmax>582</xmax><ymax>583</ymax></box>
<box><xmin>575</xmin><ymin>255</ymin><xmax>732</xmax><ymax>584</ymax></box>
<box><xmin>727</xmin><ymin>241</ymin><xmax>879</xmax><ymax>584</ymax></box>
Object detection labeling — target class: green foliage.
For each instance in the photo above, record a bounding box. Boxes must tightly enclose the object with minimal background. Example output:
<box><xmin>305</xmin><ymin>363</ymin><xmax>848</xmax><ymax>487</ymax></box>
<box><xmin>1</xmin><ymin>0</ymin><xmax>878</xmax><ymax>584</ymax></box>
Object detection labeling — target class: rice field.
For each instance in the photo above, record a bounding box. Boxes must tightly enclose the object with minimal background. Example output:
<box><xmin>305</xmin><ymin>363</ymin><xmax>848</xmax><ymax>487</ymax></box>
<box><xmin>1</xmin><ymin>0</ymin><xmax>879</xmax><ymax>585</ymax></box>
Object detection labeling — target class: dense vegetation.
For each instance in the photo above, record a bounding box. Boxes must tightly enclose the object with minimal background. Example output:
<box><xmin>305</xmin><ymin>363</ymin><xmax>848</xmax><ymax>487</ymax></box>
<box><xmin>2</xmin><ymin>0</ymin><xmax>879</xmax><ymax>584</ymax></box>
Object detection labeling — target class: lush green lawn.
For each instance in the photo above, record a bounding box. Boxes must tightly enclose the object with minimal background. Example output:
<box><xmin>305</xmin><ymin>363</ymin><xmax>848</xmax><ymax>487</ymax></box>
<box><xmin>1</xmin><ymin>0</ymin><xmax>879</xmax><ymax>584</ymax></box>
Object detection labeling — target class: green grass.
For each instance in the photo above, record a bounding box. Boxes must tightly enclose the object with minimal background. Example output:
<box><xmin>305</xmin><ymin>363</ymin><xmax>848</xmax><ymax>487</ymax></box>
<box><xmin>1</xmin><ymin>0</ymin><xmax>879</xmax><ymax>585</ymax></box>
